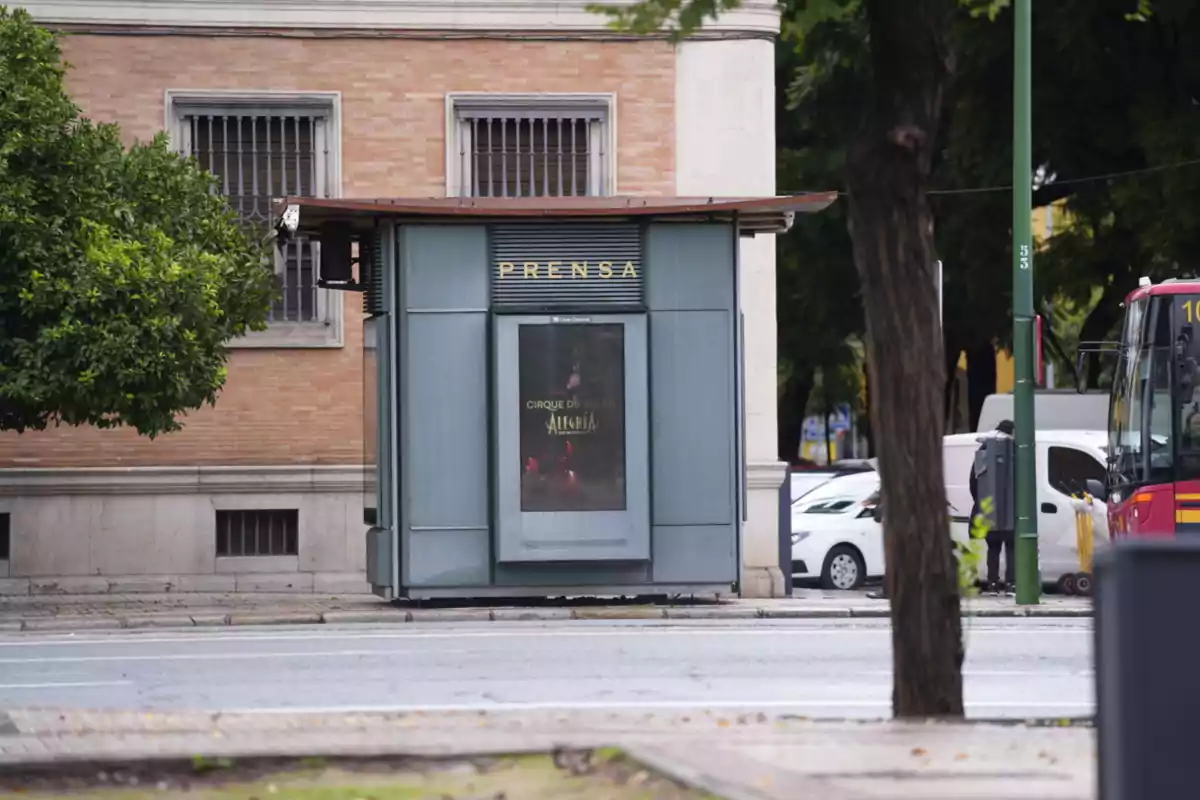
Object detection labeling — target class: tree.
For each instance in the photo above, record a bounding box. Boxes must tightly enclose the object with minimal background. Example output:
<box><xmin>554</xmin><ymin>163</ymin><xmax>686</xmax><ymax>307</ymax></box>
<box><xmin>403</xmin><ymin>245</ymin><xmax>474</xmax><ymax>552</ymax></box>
<box><xmin>596</xmin><ymin>0</ymin><xmax>965</xmax><ymax>717</ymax></box>
<box><xmin>0</xmin><ymin>7</ymin><xmax>274</xmax><ymax>437</ymax></box>
<box><xmin>774</xmin><ymin>14</ymin><xmax>867</xmax><ymax>462</ymax></box>
<box><xmin>841</xmin><ymin>0</ymin><xmax>964</xmax><ymax>717</ymax></box>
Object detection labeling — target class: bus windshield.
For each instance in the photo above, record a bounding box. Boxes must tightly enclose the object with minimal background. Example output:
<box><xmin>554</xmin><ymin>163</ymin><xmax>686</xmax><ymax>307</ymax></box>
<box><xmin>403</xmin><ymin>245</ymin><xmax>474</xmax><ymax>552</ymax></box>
<box><xmin>1110</xmin><ymin>292</ymin><xmax>1200</xmax><ymax>490</ymax></box>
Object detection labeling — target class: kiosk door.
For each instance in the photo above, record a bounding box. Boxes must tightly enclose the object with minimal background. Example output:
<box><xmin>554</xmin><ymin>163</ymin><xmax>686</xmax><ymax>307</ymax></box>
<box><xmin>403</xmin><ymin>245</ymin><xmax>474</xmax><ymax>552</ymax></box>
<box><xmin>494</xmin><ymin>314</ymin><xmax>650</xmax><ymax>562</ymax></box>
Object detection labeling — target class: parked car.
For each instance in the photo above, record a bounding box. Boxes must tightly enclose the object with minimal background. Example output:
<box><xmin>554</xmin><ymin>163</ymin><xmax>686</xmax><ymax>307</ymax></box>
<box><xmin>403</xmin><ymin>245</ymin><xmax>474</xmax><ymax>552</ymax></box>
<box><xmin>790</xmin><ymin>470</ymin><xmax>884</xmax><ymax>590</ymax></box>
<box><xmin>790</xmin><ymin>429</ymin><xmax>1108</xmax><ymax>592</ymax></box>
<box><xmin>788</xmin><ymin>462</ymin><xmax>876</xmax><ymax>507</ymax></box>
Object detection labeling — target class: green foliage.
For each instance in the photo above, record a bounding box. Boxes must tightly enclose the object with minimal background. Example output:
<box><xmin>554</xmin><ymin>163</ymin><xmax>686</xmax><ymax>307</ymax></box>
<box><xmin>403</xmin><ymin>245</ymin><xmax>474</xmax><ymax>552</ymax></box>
<box><xmin>585</xmin><ymin>0</ymin><xmax>744</xmax><ymax>40</ymax></box>
<box><xmin>601</xmin><ymin>0</ymin><xmax>1200</xmax><ymax>405</ymax></box>
<box><xmin>0</xmin><ymin>7</ymin><xmax>274</xmax><ymax>437</ymax></box>
<box><xmin>191</xmin><ymin>755</ymin><xmax>236</xmax><ymax>773</ymax></box>
<box><xmin>956</xmin><ymin>496</ymin><xmax>992</xmax><ymax>597</ymax></box>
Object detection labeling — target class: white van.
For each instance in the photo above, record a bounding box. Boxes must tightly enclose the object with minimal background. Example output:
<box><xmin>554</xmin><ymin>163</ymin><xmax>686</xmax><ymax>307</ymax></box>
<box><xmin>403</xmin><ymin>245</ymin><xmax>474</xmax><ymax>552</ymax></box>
<box><xmin>977</xmin><ymin>392</ymin><xmax>1109</xmax><ymax>434</ymax></box>
<box><xmin>944</xmin><ymin>429</ymin><xmax>1108</xmax><ymax>589</ymax></box>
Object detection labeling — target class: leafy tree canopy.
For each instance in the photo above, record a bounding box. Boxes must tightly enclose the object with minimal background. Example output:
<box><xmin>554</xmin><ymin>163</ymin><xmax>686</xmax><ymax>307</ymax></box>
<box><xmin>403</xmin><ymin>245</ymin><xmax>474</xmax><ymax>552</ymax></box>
<box><xmin>0</xmin><ymin>7</ymin><xmax>274</xmax><ymax>437</ymax></box>
<box><xmin>598</xmin><ymin>0</ymin><xmax>1200</xmax><ymax>407</ymax></box>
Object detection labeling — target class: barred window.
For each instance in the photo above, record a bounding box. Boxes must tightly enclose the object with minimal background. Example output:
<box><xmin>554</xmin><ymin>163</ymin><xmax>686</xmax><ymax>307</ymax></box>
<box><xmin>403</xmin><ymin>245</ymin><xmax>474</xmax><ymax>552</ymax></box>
<box><xmin>215</xmin><ymin>509</ymin><xmax>299</xmax><ymax>557</ymax></box>
<box><xmin>452</xmin><ymin>98</ymin><xmax>611</xmax><ymax>198</ymax></box>
<box><xmin>176</xmin><ymin>106</ymin><xmax>331</xmax><ymax>324</ymax></box>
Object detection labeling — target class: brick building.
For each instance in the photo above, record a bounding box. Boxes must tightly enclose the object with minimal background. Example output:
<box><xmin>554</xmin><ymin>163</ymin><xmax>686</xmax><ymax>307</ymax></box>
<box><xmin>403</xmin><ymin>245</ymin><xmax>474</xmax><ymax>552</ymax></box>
<box><xmin>0</xmin><ymin>0</ymin><xmax>788</xmax><ymax>598</ymax></box>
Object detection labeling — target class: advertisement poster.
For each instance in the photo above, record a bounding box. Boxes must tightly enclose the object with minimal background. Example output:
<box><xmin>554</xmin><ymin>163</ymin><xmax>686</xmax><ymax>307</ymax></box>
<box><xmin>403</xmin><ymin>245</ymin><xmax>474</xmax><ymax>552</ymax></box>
<box><xmin>518</xmin><ymin>323</ymin><xmax>626</xmax><ymax>512</ymax></box>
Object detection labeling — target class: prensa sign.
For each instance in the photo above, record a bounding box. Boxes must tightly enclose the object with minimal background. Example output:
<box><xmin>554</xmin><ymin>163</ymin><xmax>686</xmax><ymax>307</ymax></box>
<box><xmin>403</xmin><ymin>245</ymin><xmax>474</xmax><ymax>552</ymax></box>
<box><xmin>497</xmin><ymin>261</ymin><xmax>640</xmax><ymax>280</ymax></box>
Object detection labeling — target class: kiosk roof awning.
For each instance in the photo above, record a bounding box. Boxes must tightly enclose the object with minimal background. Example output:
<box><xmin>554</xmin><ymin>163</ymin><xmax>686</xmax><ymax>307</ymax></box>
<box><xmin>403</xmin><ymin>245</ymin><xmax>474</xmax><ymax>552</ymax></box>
<box><xmin>273</xmin><ymin>193</ymin><xmax>837</xmax><ymax>237</ymax></box>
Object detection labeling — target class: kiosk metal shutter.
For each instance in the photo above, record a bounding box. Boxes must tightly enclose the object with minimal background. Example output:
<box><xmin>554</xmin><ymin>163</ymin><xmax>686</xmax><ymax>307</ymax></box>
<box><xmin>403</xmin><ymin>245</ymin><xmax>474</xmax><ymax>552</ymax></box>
<box><xmin>490</xmin><ymin>223</ymin><xmax>642</xmax><ymax>310</ymax></box>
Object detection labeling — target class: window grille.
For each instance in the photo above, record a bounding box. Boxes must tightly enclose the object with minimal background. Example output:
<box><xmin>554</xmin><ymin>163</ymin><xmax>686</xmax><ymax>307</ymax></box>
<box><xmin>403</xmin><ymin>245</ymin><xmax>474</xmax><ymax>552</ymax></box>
<box><xmin>215</xmin><ymin>509</ymin><xmax>299</xmax><ymax>557</ymax></box>
<box><xmin>454</xmin><ymin>104</ymin><xmax>609</xmax><ymax>198</ymax></box>
<box><xmin>177</xmin><ymin>109</ymin><xmax>330</xmax><ymax>323</ymax></box>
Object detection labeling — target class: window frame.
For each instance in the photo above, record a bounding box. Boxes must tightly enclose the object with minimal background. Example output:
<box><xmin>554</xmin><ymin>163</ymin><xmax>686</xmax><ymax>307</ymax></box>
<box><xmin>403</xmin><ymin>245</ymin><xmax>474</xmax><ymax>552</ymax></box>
<box><xmin>165</xmin><ymin>89</ymin><xmax>344</xmax><ymax>349</ymax></box>
<box><xmin>1047</xmin><ymin>445</ymin><xmax>1106</xmax><ymax>498</ymax></box>
<box><xmin>444</xmin><ymin>93</ymin><xmax>617</xmax><ymax>199</ymax></box>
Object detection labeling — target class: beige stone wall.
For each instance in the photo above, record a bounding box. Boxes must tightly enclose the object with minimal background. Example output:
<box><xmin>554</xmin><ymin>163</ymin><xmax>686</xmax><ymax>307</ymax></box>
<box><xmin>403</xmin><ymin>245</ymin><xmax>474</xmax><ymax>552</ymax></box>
<box><xmin>0</xmin><ymin>34</ymin><xmax>675</xmax><ymax>469</ymax></box>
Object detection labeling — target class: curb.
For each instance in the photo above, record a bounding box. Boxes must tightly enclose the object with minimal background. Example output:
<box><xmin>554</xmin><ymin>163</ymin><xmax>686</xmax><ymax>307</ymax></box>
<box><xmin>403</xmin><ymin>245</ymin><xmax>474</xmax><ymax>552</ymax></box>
<box><xmin>5</xmin><ymin>604</ymin><xmax>1093</xmax><ymax>631</ymax></box>
<box><xmin>626</xmin><ymin>745</ymin><xmax>772</xmax><ymax>800</ymax></box>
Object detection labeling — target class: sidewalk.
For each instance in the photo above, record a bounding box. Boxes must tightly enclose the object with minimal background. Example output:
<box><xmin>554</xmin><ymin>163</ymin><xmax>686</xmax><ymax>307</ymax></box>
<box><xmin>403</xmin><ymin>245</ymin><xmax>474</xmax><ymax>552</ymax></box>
<box><xmin>0</xmin><ymin>707</ymin><xmax>1096</xmax><ymax>799</ymax></box>
<box><xmin>0</xmin><ymin>588</ymin><xmax>1092</xmax><ymax>632</ymax></box>
<box><xmin>0</xmin><ymin>589</ymin><xmax>1092</xmax><ymax>632</ymax></box>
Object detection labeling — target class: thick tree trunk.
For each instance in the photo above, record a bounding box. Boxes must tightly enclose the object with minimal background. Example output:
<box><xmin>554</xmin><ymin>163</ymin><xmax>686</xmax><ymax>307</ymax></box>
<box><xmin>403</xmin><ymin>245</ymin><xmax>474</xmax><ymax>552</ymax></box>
<box><xmin>778</xmin><ymin>366</ymin><xmax>815</xmax><ymax>464</ymax></box>
<box><xmin>847</xmin><ymin>0</ymin><xmax>963</xmax><ymax>719</ymax></box>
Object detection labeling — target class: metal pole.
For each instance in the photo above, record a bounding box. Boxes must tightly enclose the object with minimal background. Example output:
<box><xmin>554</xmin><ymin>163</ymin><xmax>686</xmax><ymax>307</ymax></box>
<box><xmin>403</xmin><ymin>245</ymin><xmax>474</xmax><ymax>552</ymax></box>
<box><xmin>1013</xmin><ymin>0</ymin><xmax>1040</xmax><ymax>604</ymax></box>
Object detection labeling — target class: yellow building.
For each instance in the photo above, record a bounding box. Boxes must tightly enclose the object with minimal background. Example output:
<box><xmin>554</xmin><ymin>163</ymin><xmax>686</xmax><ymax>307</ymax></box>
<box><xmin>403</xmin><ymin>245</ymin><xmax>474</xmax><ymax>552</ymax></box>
<box><xmin>981</xmin><ymin>202</ymin><xmax>1066</xmax><ymax>395</ymax></box>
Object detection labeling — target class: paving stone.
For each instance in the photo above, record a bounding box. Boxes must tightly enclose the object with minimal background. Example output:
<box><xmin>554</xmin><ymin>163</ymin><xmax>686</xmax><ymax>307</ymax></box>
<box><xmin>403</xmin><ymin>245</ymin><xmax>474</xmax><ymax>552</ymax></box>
<box><xmin>491</xmin><ymin>608</ymin><xmax>574</xmax><ymax>621</ymax></box>
<box><xmin>29</xmin><ymin>577</ymin><xmax>111</xmax><ymax>595</ymax></box>
<box><xmin>406</xmin><ymin>609</ymin><xmax>493</xmax><ymax>623</ymax></box>
<box><xmin>571</xmin><ymin>606</ymin><xmax>668</xmax><ymax>620</ymax></box>
<box><xmin>0</xmin><ymin>578</ymin><xmax>30</xmax><ymax>596</ymax></box>
<box><xmin>662</xmin><ymin>606</ymin><xmax>760</xmax><ymax>620</ymax></box>
<box><xmin>228</xmin><ymin>611</ymin><xmax>322</xmax><ymax>627</ymax></box>
<box><xmin>106</xmin><ymin>576</ymin><xmax>177</xmax><ymax>594</ymax></box>
<box><xmin>121</xmin><ymin>615</ymin><xmax>197</xmax><ymax>629</ymax></box>
<box><xmin>233</xmin><ymin>573</ymin><xmax>315</xmax><ymax>593</ymax></box>
<box><xmin>21</xmin><ymin>616</ymin><xmax>124</xmax><ymax>632</ymax></box>
<box><xmin>312</xmin><ymin>572</ymin><xmax>375</xmax><ymax>596</ymax></box>
<box><xmin>175</xmin><ymin>575</ymin><xmax>237</xmax><ymax>593</ymax></box>
<box><xmin>846</xmin><ymin>607</ymin><xmax>892</xmax><ymax>618</ymax></box>
<box><xmin>320</xmin><ymin>609</ymin><xmax>405</xmax><ymax>625</ymax></box>
<box><xmin>758</xmin><ymin>606</ymin><xmax>852</xmax><ymax>619</ymax></box>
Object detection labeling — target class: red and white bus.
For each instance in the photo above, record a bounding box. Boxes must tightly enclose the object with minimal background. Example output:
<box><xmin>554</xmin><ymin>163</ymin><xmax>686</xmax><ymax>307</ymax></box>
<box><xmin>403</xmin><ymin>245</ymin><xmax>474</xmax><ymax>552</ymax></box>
<box><xmin>1101</xmin><ymin>278</ymin><xmax>1200</xmax><ymax>538</ymax></box>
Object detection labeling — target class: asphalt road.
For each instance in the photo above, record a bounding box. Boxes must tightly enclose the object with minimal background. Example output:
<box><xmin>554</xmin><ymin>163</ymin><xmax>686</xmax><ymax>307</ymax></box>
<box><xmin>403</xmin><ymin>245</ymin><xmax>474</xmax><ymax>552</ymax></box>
<box><xmin>0</xmin><ymin>619</ymin><xmax>1094</xmax><ymax>718</ymax></box>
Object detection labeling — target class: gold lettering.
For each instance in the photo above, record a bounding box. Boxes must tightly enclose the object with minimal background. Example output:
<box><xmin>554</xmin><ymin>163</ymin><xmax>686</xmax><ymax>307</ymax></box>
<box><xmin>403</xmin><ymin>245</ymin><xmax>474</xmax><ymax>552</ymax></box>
<box><xmin>545</xmin><ymin>411</ymin><xmax>598</xmax><ymax>436</ymax></box>
<box><xmin>499</xmin><ymin>260</ymin><xmax>632</xmax><ymax>279</ymax></box>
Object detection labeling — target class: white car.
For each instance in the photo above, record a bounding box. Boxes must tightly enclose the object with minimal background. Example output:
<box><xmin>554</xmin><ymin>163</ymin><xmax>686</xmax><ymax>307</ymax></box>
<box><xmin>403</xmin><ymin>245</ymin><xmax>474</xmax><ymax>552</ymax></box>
<box><xmin>790</xmin><ymin>470</ymin><xmax>883</xmax><ymax>590</ymax></box>
<box><xmin>791</xmin><ymin>429</ymin><xmax>1110</xmax><ymax>593</ymax></box>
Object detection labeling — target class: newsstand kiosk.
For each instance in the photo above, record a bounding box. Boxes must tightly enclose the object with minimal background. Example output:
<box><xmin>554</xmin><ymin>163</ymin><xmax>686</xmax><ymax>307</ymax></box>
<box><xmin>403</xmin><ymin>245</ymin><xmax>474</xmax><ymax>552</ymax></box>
<box><xmin>275</xmin><ymin>195</ymin><xmax>833</xmax><ymax>600</ymax></box>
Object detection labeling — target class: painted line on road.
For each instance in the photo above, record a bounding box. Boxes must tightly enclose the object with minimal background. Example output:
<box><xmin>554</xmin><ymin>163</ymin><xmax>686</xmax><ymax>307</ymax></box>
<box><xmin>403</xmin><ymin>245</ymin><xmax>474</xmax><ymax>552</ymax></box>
<box><xmin>860</xmin><ymin>670</ymin><xmax>1094</xmax><ymax>677</ymax></box>
<box><xmin>0</xmin><ymin>626</ymin><xmax>1092</xmax><ymax>648</ymax></box>
<box><xmin>224</xmin><ymin>699</ymin><xmax>1096</xmax><ymax>715</ymax></box>
<box><xmin>0</xmin><ymin>680</ymin><xmax>132</xmax><ymax>689</ymax></box>
<box><xmin>0</xmin><ymin>650</ymin><xmax>478</xmax><ymax>665</ymax></box>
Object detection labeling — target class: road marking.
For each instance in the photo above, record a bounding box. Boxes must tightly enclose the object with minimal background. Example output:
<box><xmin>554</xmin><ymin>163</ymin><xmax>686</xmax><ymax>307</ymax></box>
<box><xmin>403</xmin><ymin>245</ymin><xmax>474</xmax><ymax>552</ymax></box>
<box><xmin>859</xmin><ymin>670</ymin><xmax>1095</xmax><ymax>677</ymax></box>
<box><xmin>0</xmin><ymin>650</ymin><xmax>476</xmax><ymax>664</ymax></box>
<box><xmin>0</xmin><ymin>625</ymin><xmax>1092</xmax><ymax>648</ymax></box>
<box><xmin>0</xmin><ymin>680</ymin><xmax>132</xmax><ymax>689</ymax></box>
<box><xmin>223</xmin><ymin>699</ymin><xmax>1096</xmax><ymax>714</ymax></box>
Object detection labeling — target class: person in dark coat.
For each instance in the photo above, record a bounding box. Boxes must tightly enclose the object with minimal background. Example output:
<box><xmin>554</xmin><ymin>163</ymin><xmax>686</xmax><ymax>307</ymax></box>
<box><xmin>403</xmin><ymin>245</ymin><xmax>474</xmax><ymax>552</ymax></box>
<box><xmin>971</xmin><ymin>419</ymin><xmax>1016</xmax><ymax>596</ymax></box>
